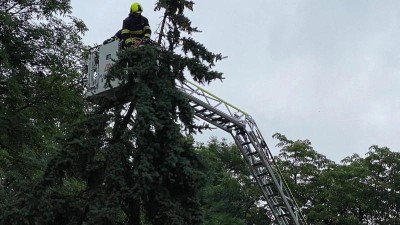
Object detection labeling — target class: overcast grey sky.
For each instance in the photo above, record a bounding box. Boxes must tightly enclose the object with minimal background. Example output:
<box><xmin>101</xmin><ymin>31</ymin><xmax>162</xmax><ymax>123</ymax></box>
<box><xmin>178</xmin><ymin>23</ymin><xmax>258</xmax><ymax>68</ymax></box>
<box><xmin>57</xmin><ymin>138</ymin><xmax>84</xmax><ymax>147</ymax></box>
<box><xmin>71</xmin><ymin>0</ymin><xmax>400</xmax><ymax>162</ymax></box>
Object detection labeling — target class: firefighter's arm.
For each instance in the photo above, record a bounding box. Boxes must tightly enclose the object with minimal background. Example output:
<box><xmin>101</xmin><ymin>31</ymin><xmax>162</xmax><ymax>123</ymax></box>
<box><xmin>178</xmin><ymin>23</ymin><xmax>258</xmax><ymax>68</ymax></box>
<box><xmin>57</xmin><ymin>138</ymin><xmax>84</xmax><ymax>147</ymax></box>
<box><xmin>122</xmin><ymin>20</ymin><xmax>136</xmax><ymax>46</ymax></box>
<box><xmin>121</xmin><ymin>20</ymin><xmax>130</xmax><ymax>40</ymax></box>
<box><xmin>143</xmin><ymin>19</ymin><xmax>151</xmax><ymax>39</ymax></box>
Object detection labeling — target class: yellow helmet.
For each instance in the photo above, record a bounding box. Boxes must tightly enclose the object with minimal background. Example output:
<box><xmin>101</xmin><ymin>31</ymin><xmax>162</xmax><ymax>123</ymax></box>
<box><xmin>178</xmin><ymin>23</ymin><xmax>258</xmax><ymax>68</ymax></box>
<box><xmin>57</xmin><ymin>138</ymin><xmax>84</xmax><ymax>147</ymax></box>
<box><xmin>131</xmin><ymin>2</ymin><xmax>143</xmax><ymax>13</ymax></box>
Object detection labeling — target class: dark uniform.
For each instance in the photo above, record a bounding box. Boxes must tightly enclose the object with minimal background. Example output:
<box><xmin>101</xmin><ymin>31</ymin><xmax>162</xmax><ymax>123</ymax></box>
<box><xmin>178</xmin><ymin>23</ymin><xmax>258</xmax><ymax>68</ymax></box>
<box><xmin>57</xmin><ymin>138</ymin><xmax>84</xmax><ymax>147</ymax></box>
<box><xmin>121</xmin><ymin>14</ymin><xmax>151</xmax><ymax>47</ymax></box>
<box><xmin>102</xmin><ymin>29</ymin><xmax>123</xmax><ymax>45</ymax></box>
<box><xmin>114</xmin><ymin>29</ymin><xmax>123</xmax><ymax>41</ymax></box>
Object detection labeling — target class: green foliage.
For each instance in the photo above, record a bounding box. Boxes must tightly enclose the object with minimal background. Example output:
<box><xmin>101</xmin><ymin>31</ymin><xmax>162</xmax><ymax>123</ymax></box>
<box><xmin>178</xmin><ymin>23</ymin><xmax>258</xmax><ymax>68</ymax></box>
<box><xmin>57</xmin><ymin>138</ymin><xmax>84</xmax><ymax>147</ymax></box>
<box><xmin>273</xmin><ymin>132</ymin><xmax>335</xmax><ymax>214</ymax></box>
<box><xmin>64</xmin><ymin>1</ymin><xmax>227</xmax><ymax>223</ymax></box>
<box><xmin>0</xmin><ymin>1</ymin><xmax>227</xmax><ymax>225</ymax></box>
<box><xmin>273</xmin><ymin>134</ymin><xmax>400</xmax><ymax>225</ymax></box>
<box><xmin>0</xmin><ymin>0</ymin><xmax>87</xmax><ymax>221</ymax></box>
<box><xmin>154</xmin><ymin>0</ymin><xmax>224</xmax><ymax>83</ymax></box>
<box><xmin>95</xmin><ymin>44</ymin><xmax>208</xmax><ymax>224</ymax></box>
<box><xmin>363</xmin><ymin>146</ymin><xmax>400</xmax><ymax>224</ymax></box>
<box><xmin>197</xmin><ymin>138</ymin><xmax>271</xmax><ymax>225</ymax></box>
<box><xmin>3</xmin><ymin>1</ymin><xmax>399</xmax><ymax>225</ymax></box>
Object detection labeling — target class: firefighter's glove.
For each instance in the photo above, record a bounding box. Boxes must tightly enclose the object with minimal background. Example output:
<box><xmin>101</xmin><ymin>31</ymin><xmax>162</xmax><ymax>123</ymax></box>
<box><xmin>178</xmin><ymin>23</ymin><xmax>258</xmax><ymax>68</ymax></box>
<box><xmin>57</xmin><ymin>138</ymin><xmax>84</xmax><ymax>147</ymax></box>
<box><xmin>103</xmin><ymin>38</ymin><xmax>113</xmax><ymax>45</ymax></box>
<box><xmin>143</xmin><ymin>37</ymin><xmax>150</xmax><ymax>44</ymax></box>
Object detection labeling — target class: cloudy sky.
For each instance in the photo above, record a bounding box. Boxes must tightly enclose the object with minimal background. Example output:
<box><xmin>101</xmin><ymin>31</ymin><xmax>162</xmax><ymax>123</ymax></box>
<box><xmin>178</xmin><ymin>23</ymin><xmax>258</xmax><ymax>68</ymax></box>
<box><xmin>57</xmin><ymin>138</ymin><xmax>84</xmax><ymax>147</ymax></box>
<box><xmin>71</xmin><ymin>0</ymin><xmax>400</xmax><ymax>162</ymax></box>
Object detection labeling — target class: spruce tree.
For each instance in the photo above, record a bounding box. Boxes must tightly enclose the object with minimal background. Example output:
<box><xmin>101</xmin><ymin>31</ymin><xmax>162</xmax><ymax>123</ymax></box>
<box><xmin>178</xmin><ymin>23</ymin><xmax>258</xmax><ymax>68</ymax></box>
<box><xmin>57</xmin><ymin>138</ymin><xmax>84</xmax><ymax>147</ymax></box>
<box><xmin>98</xmin><ymin>1</ymin><xmax>224</xmax><ymax>223</ymax></box>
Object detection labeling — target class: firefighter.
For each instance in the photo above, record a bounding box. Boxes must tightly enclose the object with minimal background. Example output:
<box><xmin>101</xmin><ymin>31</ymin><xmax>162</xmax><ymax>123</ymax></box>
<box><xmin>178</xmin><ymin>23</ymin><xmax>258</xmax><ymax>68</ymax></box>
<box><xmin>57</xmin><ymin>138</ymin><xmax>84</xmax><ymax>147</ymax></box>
<box><xmin>121</xmin><ymin>2</ymin><xmax>151</xmax><ymax>48</ymax></box>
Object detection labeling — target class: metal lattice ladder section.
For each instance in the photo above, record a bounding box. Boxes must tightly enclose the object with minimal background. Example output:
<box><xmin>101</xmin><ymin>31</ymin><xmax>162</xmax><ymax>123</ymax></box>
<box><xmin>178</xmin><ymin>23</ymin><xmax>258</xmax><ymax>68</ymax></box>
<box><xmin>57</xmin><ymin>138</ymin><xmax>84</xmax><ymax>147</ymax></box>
<box><xmin>176</xmin><ymin>80</ymin><xmax>308</xmax><ymax>225</ymax></box>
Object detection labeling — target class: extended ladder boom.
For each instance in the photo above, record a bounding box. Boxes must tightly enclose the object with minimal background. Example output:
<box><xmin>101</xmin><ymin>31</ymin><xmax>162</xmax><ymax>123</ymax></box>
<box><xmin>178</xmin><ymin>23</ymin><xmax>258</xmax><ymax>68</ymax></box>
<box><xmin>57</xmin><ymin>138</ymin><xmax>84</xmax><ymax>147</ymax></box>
<box><xmin>176</xmin><ymin>81</ymin><xmax>308</xmax><ymax>225</ymax></box>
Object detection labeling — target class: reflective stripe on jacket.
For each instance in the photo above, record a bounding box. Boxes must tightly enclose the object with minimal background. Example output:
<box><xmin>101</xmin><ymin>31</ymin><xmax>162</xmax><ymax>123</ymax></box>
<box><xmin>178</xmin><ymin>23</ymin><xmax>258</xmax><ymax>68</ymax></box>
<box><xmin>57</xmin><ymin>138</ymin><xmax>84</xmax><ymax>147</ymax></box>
<box><xmin>121</xmin><ymin>14</ymin><xmax>151</xmax><ymax>46</ymax></box>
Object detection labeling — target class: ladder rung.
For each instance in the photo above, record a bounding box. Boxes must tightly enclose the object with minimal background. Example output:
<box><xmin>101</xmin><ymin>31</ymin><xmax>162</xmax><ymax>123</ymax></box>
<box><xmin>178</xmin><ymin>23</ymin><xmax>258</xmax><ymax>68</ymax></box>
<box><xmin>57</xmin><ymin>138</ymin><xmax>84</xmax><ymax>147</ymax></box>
<box><xmin>227</xmin><ymin>124</ymin><xmax>238</xmax><ymax>129</ymax></box>
<box><xmin>241</xmin><ymin>141</ymin><xmax>251</xmax><ymax>146</ymax></box>
<box><xmin>236</xmin><ymin>129</ymin><xmax>246</xmax><ymax>135</ymax></box>
<box><xmin>257</xmin><ymin>172</ymin><xmax>268</xmax><ymax>177</ymax></box>
<box><xmin>277</xmin><ymin>212</ymin><xmax>289</xmax><ymax>217</ymax></box>
<box><xmin>273</xmin><ymin>203</ymin><xmax>285</xmax><ymax>208</ymax></box>
<box><xmin>252</xmin><ymin>162</ymin><xmax>263</xmax><ymax>168</ymax></box>
<box><xmin>204</xmin><ymin>112</ymin><xmax>215</xmax><ymax>117</ymax></box>
<box><xmin>263</xmin><ymin>182</ymin><xmax>274</xmax><ymax>187</ymax></box>
<box><xmin>212</xmin><ymin>117</ymin><xmax>227</xmax><ymax>122</ymax></box>
<box><xmin>196</xmin><ymin>108</ymin><xmax>207</xmax><ymax>113</ymax></box>
<box><xmin>247</xmin><ymin>151</ymin><xmax>258</xmax><ymax>156</ymax></box>
<box><xmin>268</xmin><ymin>193</ymin><xmax>278</xmax><ymax>198</ymax></box>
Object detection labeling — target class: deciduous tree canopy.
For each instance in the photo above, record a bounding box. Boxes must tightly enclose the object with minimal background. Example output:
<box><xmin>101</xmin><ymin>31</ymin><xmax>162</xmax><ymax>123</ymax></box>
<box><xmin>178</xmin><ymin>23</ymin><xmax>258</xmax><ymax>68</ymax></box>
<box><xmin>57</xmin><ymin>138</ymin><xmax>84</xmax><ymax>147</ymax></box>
<box><xmin>1</xmin><ymin>0</ymin><xmax>87</xmax><ymax>223</ymax></box>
